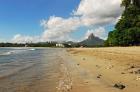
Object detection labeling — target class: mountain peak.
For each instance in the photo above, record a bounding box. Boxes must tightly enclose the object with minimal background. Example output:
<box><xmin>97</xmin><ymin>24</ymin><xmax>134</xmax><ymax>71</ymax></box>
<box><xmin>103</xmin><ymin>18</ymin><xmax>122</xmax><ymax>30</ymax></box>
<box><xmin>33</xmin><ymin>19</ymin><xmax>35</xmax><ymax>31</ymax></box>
<box><xmin>80</xmin><ymin>33</ymin><xmax>104</xmax><ymax>47</ymax></box>
<box><xmin>88</xmin><ymin>33</ymin><xmax>95</xmax><ymax>40</ymax></box>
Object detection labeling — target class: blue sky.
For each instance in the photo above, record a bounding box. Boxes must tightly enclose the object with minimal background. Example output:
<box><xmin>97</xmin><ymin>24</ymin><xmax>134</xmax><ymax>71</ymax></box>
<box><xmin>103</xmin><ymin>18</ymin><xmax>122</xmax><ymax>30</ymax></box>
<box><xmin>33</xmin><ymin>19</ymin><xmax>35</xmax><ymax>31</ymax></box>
<box><xmin>0</xmin><ymin>0</ymin><xmax>122</xmax><ymax>42</ymax></box>
<box><xmin>0</xmin><ymin>0</ymin><xmax>80</xmax><ymax>41</ymax></box>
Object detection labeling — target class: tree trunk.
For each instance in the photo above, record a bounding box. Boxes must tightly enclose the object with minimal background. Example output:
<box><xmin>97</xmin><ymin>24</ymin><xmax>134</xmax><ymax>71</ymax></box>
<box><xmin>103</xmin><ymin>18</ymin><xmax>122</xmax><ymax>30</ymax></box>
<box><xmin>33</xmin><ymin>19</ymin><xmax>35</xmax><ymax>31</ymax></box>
<box><xmin>133</xmin><ymin>0</ymin><xmax>140</xmax><ymax>7</ymax></box>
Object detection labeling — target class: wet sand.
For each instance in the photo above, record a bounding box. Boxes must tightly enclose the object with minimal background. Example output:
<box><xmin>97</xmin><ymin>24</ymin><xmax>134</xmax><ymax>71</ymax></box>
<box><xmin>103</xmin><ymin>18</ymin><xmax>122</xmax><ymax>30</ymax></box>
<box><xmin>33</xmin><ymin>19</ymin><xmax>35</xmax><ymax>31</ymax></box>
<box><xmin>67</xmin><ymin>47</ymin><xmax>140</xmax><ymax>92</ymax></box>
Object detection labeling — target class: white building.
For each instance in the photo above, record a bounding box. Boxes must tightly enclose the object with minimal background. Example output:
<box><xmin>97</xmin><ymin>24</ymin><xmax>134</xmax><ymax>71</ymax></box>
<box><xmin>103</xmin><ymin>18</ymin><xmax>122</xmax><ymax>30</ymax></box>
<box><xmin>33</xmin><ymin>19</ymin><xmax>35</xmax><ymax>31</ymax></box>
<box><xmin>56</xmin><ymin>43</ymin><xmax>65</xmax><ymax>47</ymax></box>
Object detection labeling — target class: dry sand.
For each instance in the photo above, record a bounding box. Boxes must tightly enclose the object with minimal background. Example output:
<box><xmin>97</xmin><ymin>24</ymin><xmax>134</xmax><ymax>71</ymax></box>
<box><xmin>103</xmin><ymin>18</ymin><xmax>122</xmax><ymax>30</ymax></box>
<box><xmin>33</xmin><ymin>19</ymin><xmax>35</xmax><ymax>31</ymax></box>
<box><xmin>67</xmin><ymin>47</ymin><xmax>140</xmax><ymax>92</ymax></box>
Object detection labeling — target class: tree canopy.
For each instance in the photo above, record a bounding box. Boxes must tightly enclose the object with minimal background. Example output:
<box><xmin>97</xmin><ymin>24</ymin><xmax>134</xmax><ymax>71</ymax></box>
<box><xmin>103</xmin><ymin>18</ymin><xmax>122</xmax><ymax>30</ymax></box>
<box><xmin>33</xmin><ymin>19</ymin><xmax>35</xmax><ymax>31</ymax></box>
<box><xmin>105</xmin><ymin>0</ymin><xmax>140</xmax><ymax>46</ymax></box>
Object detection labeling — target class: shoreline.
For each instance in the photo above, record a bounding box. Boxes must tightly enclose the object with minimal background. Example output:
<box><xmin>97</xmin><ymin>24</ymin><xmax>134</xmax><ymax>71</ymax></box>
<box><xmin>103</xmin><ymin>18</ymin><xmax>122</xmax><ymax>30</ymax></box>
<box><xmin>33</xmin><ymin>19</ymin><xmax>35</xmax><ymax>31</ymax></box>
<box><xmin>0</xmin><ymin>47</ymin><xmax>139</xmax><ymax>92</ymax></box>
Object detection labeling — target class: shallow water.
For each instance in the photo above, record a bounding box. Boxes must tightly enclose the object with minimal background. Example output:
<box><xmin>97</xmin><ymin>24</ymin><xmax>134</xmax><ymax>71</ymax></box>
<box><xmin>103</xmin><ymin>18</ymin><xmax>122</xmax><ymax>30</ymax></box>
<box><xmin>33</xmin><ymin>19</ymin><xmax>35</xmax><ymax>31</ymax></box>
<box><xmin>0</xmin><ymin>48</ymin><xmax>63</xmax><ymax>92</ymax></box>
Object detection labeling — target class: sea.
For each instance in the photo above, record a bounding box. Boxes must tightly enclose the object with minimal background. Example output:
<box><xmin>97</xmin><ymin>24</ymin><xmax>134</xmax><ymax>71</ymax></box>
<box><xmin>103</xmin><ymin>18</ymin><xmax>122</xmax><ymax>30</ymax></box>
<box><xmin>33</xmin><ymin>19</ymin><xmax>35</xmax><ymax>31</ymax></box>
<box><xmin>0</xmin><ymin>47</ymin><xmax>63</xmax><ymax>92</ymax></box>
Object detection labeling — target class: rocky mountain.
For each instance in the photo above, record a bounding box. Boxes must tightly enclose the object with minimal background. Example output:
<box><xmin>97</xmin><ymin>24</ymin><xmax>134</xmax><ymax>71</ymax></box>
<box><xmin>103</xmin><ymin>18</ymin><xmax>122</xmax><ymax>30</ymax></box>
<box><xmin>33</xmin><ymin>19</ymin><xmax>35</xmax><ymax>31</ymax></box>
<box><xmin>79</xmin><ymin>33</ymin><xmax>104</xmax><ymax>47</ymax></box>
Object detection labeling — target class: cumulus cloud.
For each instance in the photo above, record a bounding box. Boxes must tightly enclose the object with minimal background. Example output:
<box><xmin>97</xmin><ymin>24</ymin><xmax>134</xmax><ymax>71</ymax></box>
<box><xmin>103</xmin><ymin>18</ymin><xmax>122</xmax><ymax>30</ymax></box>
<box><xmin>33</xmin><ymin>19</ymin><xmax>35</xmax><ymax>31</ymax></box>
<box><xmin>74</xmin><ymin>0</ymin><xmax>123</xmax><ymax>26</ymax></box>
<box><xmin>11</xmin><ymin>0</ymin><xmax>123</xmax><ymax>43</ymax></box>
<box><xmin>11</xmin><ymin>34</ymin><xmax>41</xmax><ymax>43</ymax></box>
<box><xmin>85</xmin><ymin>27</ymin><xmax>108</xmax><ymax>40</ymax></box>
<box><xmin>41</xmin><ymin>16</ymin><xmax>81</xmax><ymax>41</ymax></box>
<box><xmin>41</xmin><ymin>0</ymin><xmax>123</xmax><ymax>41</ymax></box>
<box><xmin>74</xmin><ymin>0</ymin><xmax>122</xmax><ymax>17</ymax></box>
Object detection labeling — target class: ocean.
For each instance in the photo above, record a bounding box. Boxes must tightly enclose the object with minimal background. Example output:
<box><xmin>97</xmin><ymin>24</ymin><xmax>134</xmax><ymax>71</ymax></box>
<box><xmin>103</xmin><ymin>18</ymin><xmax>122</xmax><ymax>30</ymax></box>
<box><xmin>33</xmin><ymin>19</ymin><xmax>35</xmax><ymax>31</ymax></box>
<box><xmin>0</xmin><ymin>48</ymin><xmax>63</xmax><ymax>92</ymax></box>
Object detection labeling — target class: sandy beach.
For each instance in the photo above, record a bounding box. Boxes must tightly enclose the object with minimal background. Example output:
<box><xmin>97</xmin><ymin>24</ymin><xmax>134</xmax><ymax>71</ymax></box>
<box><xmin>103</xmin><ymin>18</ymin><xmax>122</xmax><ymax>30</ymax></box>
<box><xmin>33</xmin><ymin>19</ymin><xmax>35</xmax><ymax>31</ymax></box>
<box><xmin>0</xmin><ymin>47</ymin><xmax>140</xmax><ymax>92</ymax></box>
<box><xmin>66</xmin><ymin>47</ymin><xmax>140</xmax><ymax>92</ymax></box>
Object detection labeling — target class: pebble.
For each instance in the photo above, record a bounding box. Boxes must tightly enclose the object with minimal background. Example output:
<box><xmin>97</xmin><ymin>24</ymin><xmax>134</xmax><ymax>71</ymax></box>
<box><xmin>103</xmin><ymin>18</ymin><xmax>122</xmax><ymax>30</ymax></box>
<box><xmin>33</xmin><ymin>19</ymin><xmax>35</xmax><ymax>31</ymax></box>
<box><xmin>113</xmin><ymin>83</ymin><xmax>126</xmax><ymax>90</ymax></box>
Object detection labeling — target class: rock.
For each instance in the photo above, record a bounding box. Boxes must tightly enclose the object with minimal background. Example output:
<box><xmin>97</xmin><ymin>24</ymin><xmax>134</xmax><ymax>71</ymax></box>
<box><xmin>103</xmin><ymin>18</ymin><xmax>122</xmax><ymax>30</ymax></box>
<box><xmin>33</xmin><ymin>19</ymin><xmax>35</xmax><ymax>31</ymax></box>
<box><xmin>113</xmin><ymin>83</ymin><xmax>126</xmax><ymax>90</ymax></box>
<box><xmin>85</xmin><ymin>81</ymin><xmax>89</xmax><ymax>83</ymax></box>
<box><xmin>97</xmin><ymin>76</ymin><xmax>100</xmax><ymax>78</ymax></box>
<box><xmin>83</xmin><ymin>58</ymin><xmax>86</xmax><ymax>60</ymax></box>
<box><xmin>96</xmin><ymin>65</ymin><xmax>101</xmax><ymax>68</ymax></box>
<box><xmin>77</xmin><ymin>64</ymin><xmax>80</xmax><ymax>66</ymax></box>
<box><xmin>135</xmin><ymin>69</ymin><xmax>140</xmax><ymax>74</ymax></box>
<box><xmin>97</xmin><ymin>74</ymin><xmax>102</xmax><ymax>78</ymax></box>
<box><xmin>130</xmin><ymin>65</ymin><xmax>135</xmax><ymax>69</ymax></box>
<box><xmin>121</xmin><ymin>72</ymin><xmax>125</xmax><ymax>74</ymax></box>
<box><xmin>96</xmin><ymin>65</ymin><xmax>99</xmax><ymax>67</ymax></box>
<box><xmin>129</xmin><ymin>71</ymin><xmax>134</xmax><ymax>74</ymax></box>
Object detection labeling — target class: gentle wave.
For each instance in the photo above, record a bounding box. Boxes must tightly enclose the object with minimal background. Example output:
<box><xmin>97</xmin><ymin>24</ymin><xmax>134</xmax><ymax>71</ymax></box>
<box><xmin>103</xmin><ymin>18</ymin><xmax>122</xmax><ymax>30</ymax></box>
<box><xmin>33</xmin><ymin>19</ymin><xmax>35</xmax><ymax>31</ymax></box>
<box><xmin>29</xmin><ymin>48</ymin><xmax>36</xmax><ymax>51</ymax></box>
<box><xmin>0</xmin><ymin>51</ymin><xmax>15</xmax><ymax>56</ymax></box>
<box><xmin>0</xmin><ymin>48</ymin><xmax>36</xmax><ymax>56</ymax></box>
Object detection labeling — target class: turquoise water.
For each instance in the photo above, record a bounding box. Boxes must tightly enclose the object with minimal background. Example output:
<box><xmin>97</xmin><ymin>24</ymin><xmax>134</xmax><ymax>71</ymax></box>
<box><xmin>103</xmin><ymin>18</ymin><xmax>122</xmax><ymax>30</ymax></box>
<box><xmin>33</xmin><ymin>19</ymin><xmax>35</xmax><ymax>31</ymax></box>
<box><xmin>0</xmin><ymin>48</ymin><xmax>62</xmax><ymax>92</ymax></box>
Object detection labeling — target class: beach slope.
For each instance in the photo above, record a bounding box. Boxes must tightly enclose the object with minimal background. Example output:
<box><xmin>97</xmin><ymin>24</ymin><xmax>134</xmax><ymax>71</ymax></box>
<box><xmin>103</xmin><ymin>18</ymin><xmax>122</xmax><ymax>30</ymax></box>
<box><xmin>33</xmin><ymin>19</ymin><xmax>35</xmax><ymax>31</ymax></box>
<box><xmin>67</xmin><ymin>47</ymin><xmax>140</xmax><ymax>92</ymax></box>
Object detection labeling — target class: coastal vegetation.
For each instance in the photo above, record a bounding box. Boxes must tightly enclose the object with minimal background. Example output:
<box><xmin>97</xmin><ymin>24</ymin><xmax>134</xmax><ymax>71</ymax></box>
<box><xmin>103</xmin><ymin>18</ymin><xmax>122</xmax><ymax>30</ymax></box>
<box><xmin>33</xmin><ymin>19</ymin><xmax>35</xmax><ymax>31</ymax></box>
<box><xmin>105</xmin><ymin>0</ymin><xmax>140</xmax><ymax>46</ymax></box>
<box><xmin>0</xmin><ymin>42</ymin><xmax>57</xmax><ymax>47</ymax></box>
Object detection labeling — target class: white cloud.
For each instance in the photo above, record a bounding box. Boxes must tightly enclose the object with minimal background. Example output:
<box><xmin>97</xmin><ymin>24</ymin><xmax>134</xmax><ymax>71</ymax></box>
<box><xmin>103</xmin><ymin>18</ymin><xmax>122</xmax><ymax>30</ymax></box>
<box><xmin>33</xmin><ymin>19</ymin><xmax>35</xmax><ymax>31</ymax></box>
<box><xmin>41</xmin><ymin>0</ymin><xmax>123</xmax><ymax>41</ymax></box>
<box><xmin>10</xmin><ymin>0</ymin><xmax>123</xmax><ymax>43</ymax></box>
<box><xmin>11</xmin><ymin>34</ymin><xmax>41</xmax><ymax>43</ymax></box>
<box><xmin>85</xmin><ymin>27</ymin><xmax>108</xmax><ymax>40</ymax></box>
<box><xmin>74</xmin><ymin>0</ymin><xmax>123</xmax><ymax>26</ymax></box>
<box><xmin>41</xmin><ymin>16</ymin><xmax>81</xmax><ymax>41</ymax></box>
<box><xmin>74</xmin><ymin>0</ymin><xmax>122</xmax><ymax>17</ymax></box>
